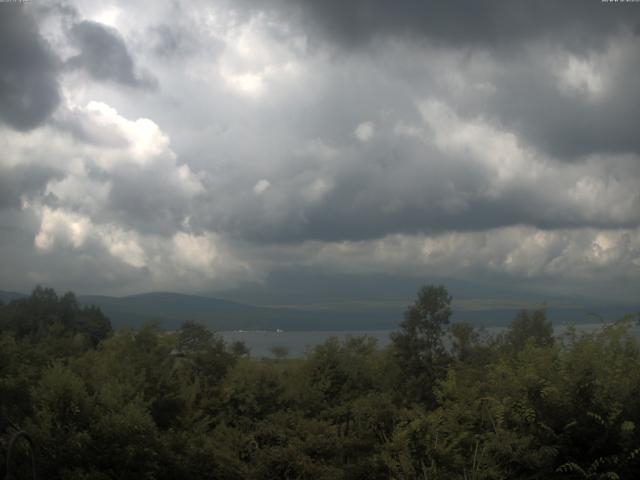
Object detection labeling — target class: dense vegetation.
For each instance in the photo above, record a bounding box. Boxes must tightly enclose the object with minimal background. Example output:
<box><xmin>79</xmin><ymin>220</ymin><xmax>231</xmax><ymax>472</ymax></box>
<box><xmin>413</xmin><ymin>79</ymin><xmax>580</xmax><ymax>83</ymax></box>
<box><xmin>1</xmin><ymin>286</ymin><xmax>639</xmax><ymax>479</ymax></box>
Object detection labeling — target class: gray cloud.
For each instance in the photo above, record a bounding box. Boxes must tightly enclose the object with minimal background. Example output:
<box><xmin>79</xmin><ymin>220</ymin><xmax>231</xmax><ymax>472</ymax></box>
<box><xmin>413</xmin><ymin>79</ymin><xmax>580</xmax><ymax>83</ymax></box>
<box><xmin>151</xmin><ymin>24</ymin><xmax>195</xmax><ymax>57</ymax></box>
<box><xmin>473</xmin><ymin>37</ymin><xmax>640</xmax><ymax>160</ymax></box>
<box><xmin>0</xmin><ymin>0</ymin><xmax>639</xmax><ymax>304</ymax></box>
<box><xmin>67</xmin><ymin>20</ymin><xmax>157</xmax><ymax>88</ymax></box>
<box><xmin>240</xmin><ymin>0</ymin><xmax>637</xmax><ymax>52</ymax></box>
<box><xmin>233</xmin><ymin>0</ymin><xmax>640</xmax><ymax>161</ymax></box>
<box><xmin>190</xmin><ymin>138</ymin><xmax>640</xmax><ymax>243</ymax></box>
<box><xmin>0</xmin><ymin>5</ymin><xmax>60</xmax><ymax>130</ymax></box>
<box><xmin>0</xmin><ymin>208</ymin><xmax>151</xmax><ymax>295</ymax></box>
<box><xmin>52</xmin><ymin>106</ymin><xmax>129</xmax><ymax>147</ymax></box>
<box><xmin>0</xmin><ymin>164</ymin><xmax>61</xmax><ymax>210</ymax></box>
<box><xmin>104</xmin><ymin>164</ymin><xmax>201</xmax><ymax>236</ymax></box>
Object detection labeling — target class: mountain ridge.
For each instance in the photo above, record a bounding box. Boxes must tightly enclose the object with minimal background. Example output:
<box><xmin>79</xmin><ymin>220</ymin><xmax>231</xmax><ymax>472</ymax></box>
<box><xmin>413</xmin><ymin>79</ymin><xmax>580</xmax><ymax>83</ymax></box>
<box><xmin>1</xmin><ymin>289</ymin><xmax>638</xmax><ymax>331</ymax></box>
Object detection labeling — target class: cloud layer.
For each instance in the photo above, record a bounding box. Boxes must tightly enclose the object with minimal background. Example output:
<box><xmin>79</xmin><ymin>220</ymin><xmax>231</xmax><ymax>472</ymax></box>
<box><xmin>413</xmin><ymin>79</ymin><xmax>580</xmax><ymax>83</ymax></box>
<box><xmin>0</xmin><ymin>6</ymin><xmax>60</xmax><ymax>130</ymax></box>
<box><xmin>0</xmin><ymin>0</ymin><xmax>639</xmax><ymax>304</ymax></box>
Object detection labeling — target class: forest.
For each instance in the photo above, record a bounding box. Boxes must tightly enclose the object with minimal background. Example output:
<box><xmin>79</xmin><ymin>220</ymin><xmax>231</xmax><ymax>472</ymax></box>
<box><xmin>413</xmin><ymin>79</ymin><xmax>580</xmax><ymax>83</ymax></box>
<box><xmin>1</xmin><ymin>286</ymin><xmax>639</xmax><ymax>479</ymax></box>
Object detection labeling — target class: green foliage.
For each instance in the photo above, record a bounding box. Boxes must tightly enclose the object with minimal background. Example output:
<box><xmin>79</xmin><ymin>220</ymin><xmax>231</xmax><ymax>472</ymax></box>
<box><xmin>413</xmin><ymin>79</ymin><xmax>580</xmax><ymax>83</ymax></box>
<box><xmin>0</xmin><ymin>286</ymin><xmax>112</xmax><ymax>346</ymax></box>
<box><xmin>222</xmin><ymin>359</ymin><xmax>289</xmax><ymax>423</ymax></box>
<box><xmin>504</xmin><ymin>308</ymin><xmax>554</xmax><ymax>352</ymax></box>
<box><xmin>176</xmin><ymin>320</ymin><xmax>215</xmax><ymax>353</ymax></box>
<box><xmin>391</xmin><ymin>285</ymin><xmax>452</xmax><ymax>406</ymax></box>
<box><xmin>2</xmin><ymin>286</ymin><xmax>640</xmax><ymax>479</ymax></box>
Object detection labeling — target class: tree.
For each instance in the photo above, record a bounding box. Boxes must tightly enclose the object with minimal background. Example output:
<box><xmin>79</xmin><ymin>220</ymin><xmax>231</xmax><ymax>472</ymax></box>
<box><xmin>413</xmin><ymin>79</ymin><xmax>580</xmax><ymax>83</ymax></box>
<box><xmin>173</xmin><ymin>321</ymin><xmax>235</xmax><ymax>416</ymax></box>
<box><xmin>0</xmin><ymin>287</ymin><xmax>112</xmax><ymax>346</ymax></box>
<box><xmin>391</xmin><ymin>285</ymin><xmax>452</xmax><ymax>406</ymax></box>
<box><xmin>176</xmin><ymin>320</ymin><xmax>215</xmax><ymax>353</ymax></box>
<box><xmin>504</xmin><ymin>309</ymin><xmax>553</xmax><ymax>352</ymax></box>
<box><xmin>75</xmin><ymin>305</ymin><xmax>112</xmax><ymax>346</ymax></box>
<box><xmin>449</xmin><ymin>322</ymin><xmax>479</xmax><ymax>363</ymax></box>
<box><xmin>230</xmin><ymin>340</ymin><xmax>250</xmax><ymax>358</ymax></box>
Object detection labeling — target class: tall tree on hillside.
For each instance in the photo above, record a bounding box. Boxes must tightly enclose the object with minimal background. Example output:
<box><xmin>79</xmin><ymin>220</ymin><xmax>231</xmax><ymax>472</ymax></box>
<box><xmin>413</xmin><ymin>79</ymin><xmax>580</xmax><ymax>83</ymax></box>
<box><xmin>0</xmin><ymin>287</ymin><xmax>112</xmax><ymax>345</ymax></box>
<box><xmin>504</xmin><ymin>309</ymin><xmax>553</xmax><ymax>352</ymax></box>
<box><xmin>391</xmin><ymin>285</ymin><xmax>452</xmax><ymax>406</ymax></box>
<box><xmin>176</xmin><ymin>320</ymin><xmax>215</xmax><ymax>353</ymax></box>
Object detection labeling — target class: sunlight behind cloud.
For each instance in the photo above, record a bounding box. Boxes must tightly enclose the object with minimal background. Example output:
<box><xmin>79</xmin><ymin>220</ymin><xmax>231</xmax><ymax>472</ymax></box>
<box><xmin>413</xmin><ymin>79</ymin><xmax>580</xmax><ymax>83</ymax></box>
<box><xmin>354</xmin><ymin>121</ymin><xmax>375</xmax><ymax>142</ymax></box>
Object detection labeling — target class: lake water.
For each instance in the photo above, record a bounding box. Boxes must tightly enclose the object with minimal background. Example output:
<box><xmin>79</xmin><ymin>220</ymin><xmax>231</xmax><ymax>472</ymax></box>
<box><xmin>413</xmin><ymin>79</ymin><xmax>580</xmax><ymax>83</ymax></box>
<box><xmin>220</xmin><ymin>323</ymin><xmax>640</xmax><ymax>358</ymax></box>
<box><xmin>220</xmin><ymin>329</ymin><xmax>394</xmax><ymax>357</ymax></box>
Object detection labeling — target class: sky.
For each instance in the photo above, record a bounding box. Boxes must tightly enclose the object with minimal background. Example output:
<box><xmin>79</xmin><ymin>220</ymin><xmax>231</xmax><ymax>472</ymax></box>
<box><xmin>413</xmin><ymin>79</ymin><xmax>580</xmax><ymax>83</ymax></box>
<box><xmin>1</xmin><ymin>0</ymin><xmax>639</xmax><ymax>306</ymax></box>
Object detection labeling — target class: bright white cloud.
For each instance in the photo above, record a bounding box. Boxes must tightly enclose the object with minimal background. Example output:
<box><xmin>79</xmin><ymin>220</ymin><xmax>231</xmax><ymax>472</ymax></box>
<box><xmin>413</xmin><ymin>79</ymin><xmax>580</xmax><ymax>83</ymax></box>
<box><xmin>354</xmin><ymin>121</ymin><xmax>375</xmax><ymax>142</ymax></box>
<box><xmin>83</xmin><ymin>101</ymin><xmax>173</xmax><ymax>167</ymax></box>
<box><xmin>213</xmin><ymin>12</ymin><xmax>306</xmax><ymax>98</ymax></box>
<box><xmin>102</xmin><ymin>226</ymin><xmax>146</xmax><ymax>268</ymax></box>
<box><xmin>417</xmin><ymin>99</ymin><xmax>541</xmax><ymax>189</ymax></box>
<box><xmin>91</xmin><ymin>7</ymin><xmax>122</xmax><ymax>28</ymax></box>
<box><xmin>34</xmin><ymin>206</ymin><xmax>92</xmax><ymax>251</ymax></box>
<box><xmin>303</xmin><ymin>177</ymin><xmax>334</xmax><ymax>203</ymax></box>
<box><xmin>297</xmin><ymin>227</ymin><xmax>640</xmax><ymax>283</ymax></box>
<box><xmin>172</xmin><ymin>231</ymin><xmax>218</xmax><ymax>274</ymax></box>
<box><xmin>557</xmin><ymin>55</ymin><xmax>604</xmax><ymax>99</ymax></box>
<box><xmin>29</xmin><ymin>203</ymin><xmax>250</xmax><ymax>287</ymax></box>
<box><xmin>253</xmin><ymin>179</ymin><xmax>271</xmax><ymax>195</ymax></box>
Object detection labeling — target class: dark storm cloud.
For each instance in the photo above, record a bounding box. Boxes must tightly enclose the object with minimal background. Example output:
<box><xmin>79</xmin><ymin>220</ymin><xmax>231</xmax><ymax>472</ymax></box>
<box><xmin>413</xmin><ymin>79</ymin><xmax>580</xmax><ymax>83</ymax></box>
<box><xmin>242</xmin><ymin>0</ymin><xmax>637</xmax><ymax>52</ymax></box>
<box><xmin>0</xmin><ymin>165</ymin><xmax>62</xmax><ymax>209</ymax></box>
<box><xmin>193</xmin><ymin>146</ymin><xmax>489</xmax><ymax>242</ymax></box>
<box><xmin>0</xmin><ymin>5</ymin><xmax>60</xmax><ymax>131</ymax></box>
<box><xmin>190</xmin><ymin>130</ymin><xmax>640</xmax><ymax>243</ymax></box>
<box><xmin>67</xmin><ymin>20</ymin><xmax>157</xmax><ymax>88</ymax></box>
<box><xmin>236</xmin><ymin>0</ymin><xmax>640</xmax><ymax>160</ymax></box>
<box><xmin>1</xmin><ymin>0</ymin><xmax>639</xmax><ymax>301</ymax></box>
<box><xmin>105</xmin><ymin>168</ymin><xmax>197</xmax><ymax>236</ymax></box>
<box><xmin>484</xmin><ymin>44</ymin><xmax>640</xmax><ymax>159</ymax></box>
<box><xmin>159</xmin><ymin>28</ymin><xmax>639</xmax><ymax>245</ymax></box>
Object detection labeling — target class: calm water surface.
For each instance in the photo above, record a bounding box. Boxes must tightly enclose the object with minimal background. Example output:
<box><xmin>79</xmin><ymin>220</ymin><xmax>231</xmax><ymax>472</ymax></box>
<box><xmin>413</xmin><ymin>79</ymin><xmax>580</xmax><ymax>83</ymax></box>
<box><xmin>220</xmin><ymin>323</ymin><xmax>640</xmax><ymax>358</ymax></box>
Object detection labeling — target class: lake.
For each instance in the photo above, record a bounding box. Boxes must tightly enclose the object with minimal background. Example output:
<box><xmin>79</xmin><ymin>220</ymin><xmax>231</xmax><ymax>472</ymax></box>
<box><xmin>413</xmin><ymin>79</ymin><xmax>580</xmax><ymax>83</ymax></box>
<box><xmin>220</xmin><ymin>322</ymin><xmax>640</xmax><ymax>358</ymax></box>
<box><xmin>220</xmin><ymin>329</ymin><xmax>394</xmax><ymax>357</ymax></box>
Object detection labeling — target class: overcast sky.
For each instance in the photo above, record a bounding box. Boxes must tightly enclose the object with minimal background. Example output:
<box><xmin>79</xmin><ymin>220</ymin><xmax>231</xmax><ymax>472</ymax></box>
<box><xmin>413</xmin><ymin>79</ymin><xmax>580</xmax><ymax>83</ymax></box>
<box><xmin>1</xmin><ymin>0</ymin><xmax>639</xmax><ymax>304</ymax></box>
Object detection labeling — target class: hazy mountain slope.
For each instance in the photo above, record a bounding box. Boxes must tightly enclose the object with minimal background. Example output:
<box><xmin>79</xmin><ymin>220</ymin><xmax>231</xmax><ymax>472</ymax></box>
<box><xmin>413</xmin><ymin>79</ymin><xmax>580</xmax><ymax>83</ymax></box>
<box><xmin>0</xmin><ymin>290</ymin><xmax>26</xmax><ymax>304</ymax></box>
<box><xmin>2</xmin><ymin>289</ymin><xmax>637</xmax><ymax>331</ymax></box>
<box><xmin>78</xmin><ymin>292</ymin><xmax>640</xmax><ymax>331</ymax></box>
<box><xmin>77</xmin><ymin>292</ymin><xmax>404</xmax><ymax>330</ymax></box>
